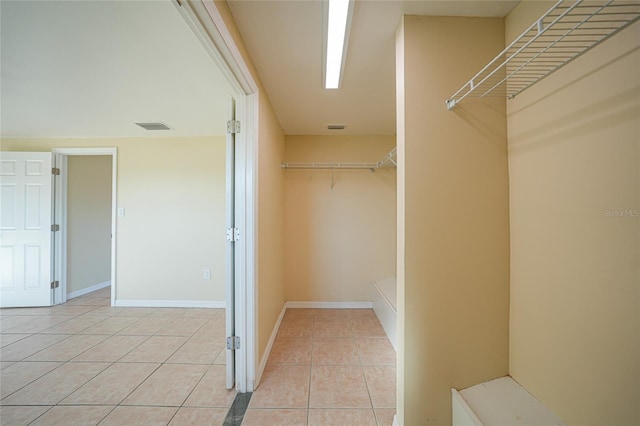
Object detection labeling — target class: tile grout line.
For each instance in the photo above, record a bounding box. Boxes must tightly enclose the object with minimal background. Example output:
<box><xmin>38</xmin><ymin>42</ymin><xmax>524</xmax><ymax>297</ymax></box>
<box><xmin>26</xmin><ymin>405</ymin><xmax>55</xmax><ymax>426</ymax></box>
<box><xmin>0</xmin><ymin>337</ymin><xmax>111</xmax><ymax>402</ymax></box>
<box><xmin>113</xmin><ymin>358</ymin><xmax>163</xmax><ymax>407</ymax></box>
<box><xmin>0</xmin><ymin>361</ymin><xmax>66</xmax><ymax>403</ymax></box>
<box><xmin>352</xmin><ymin>313</ymin><xmax>379</xmax><ymax>422</ymax></box>
<box><xmin>3</xmin><ymin>333</ymin><xmax>76</xmax><ymax>363</ymax></box>
<box><xmin>360</xmin><ymin>360</ymin><xmax>378</xmax><ymax>424</ymax></box>
<box><xmin>93</xmin><ymin>403</ymin><xmax>119</xmax><ymax>426</ymax></box>
<box><xmin>174</xmin><ymin>361</ymin><xmax>216</xmax><ymax>415</ymax></box>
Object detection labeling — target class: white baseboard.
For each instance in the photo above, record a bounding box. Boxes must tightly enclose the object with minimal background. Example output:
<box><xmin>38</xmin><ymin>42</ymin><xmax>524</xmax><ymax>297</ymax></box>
<box><xmin>67</xmin><ymin>281</ymin><xmax>111</xmax><ymax>300</ymax></box>
<box><xmin>114</xmin><ymin>299</ymin><xmax>225</xmax><ymax>308</ymax></box>
<box><xmin>256</xmin><ymin>303</ymin><xmax>287</xmax><ymax>387</ymax></box>
<box><xmin>393</xmin><ymin>414</ymin><xmax>399</xmax><ymax>426</ymax></box>
<box><xmin>284</xmin><ymin>301</ymin><xmax>373</xmax><ymax>309</ymax></box>
<box><xmin>371</xmin><ymin>281</ymin><xmax>398</xmax><ymax>352</ymax></box>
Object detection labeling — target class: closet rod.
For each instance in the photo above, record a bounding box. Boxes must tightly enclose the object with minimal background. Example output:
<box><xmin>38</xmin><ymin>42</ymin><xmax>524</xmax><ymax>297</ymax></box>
<box><xmin>281</xmin><ymin>147</ymin><xmax>397</xmax><ymax>171</ymax></box>
<box><xmin>445</xmin><ymin>0</ymin><xmax>640</xmax><ymax>109</ymax></box>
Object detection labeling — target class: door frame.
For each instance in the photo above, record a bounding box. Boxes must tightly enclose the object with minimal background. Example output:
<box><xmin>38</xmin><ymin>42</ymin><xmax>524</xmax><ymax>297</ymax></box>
<box><xmin>52</xmin><ymin>148</ymin><xmax>117</xmax><ymax>306</ymax></box>
<box><xmin>175</xmin><ymin>1</ymin><xmax>259</xmax><ymax>393</ymax></box>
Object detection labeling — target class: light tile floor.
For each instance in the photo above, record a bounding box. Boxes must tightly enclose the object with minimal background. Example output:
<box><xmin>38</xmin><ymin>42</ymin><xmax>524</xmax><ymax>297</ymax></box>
<box><xmin>245</xmin><ymin>308</ymin><xmax>397</xmax><ymax>426</ymax></box>
<box><xmin>1</xmin><ymin>291</ymin><xmax>397</xmax><ymax>426</ymax></box>
<box><xmin>0</xmin><ymin>287</ymin><xmax>232</xmax><ymax>425</ymax></box>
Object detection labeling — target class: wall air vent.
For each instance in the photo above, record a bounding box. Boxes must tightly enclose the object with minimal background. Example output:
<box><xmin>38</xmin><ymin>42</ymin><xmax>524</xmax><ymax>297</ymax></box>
<box><xmin>135</xmin><ymin>122</ymin><xmax>172</xmax><ymax>131</ymax></box>
<box><xmin>327</xmin><ymin>124</ymin><xmax>346</xmax><ymax>130</ymax></box>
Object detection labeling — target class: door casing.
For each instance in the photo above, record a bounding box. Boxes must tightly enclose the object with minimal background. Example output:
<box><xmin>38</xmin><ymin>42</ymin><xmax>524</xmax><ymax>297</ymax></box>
<box><xmin>52</xmin><ymin>148</ymin><xmax>117</xmax><ymax>306</ymax></box>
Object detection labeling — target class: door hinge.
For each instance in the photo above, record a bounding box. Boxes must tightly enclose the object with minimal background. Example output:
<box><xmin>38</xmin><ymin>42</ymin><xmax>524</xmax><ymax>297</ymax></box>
<box><xmin>227</xmin><ymin>120</ymin><xmax>241</xmax><ymax>134</ymax></box>
<box><xmin>52</xmin><ymin>167</ymin><xmax>60</xmax><ymax>176</ymax></box>
<box><xmin>226</xmin><ymin>227</ymin><xmax>240</xmax><ymax>242</ymax></box>
<box><xmin>51</xmin><ymin>224</ymin><xmax>60</xmax><ymax>232</ymax></box>
<box><xmin>227</xmin><ymin>336</ymin><xmax>241</xmax><ymax>351</ymax></box>
<box><xmin>50</xmin><ymin>281</ymin><xmax>59</xmax><ymax>289</ymax></box>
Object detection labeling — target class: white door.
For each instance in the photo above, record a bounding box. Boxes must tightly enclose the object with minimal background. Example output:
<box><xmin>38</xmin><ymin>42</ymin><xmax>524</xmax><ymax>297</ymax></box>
<box><xmin>225</xmin><ymin>97</ymin><xmax>237</xmax><ymax>389</ymax></box>
<box><xmin>0</xmin><ymin>152</ymin><xmax>53</xmax><ymax>308</ymax></box>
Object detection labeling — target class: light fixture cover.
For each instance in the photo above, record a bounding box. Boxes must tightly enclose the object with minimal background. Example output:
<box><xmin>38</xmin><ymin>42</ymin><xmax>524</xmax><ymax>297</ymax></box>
<box><xmin>325</xmin><ymin>0</ymin><xmax>350</xmax><ymax>89</ymax></box>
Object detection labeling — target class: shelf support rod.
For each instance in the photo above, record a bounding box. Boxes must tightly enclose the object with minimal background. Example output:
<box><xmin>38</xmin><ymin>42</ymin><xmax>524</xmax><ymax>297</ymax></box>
<box><xmin>281</xmin><ymin>146</ymin><xmax>397</xmax><ymax>170</ymax></box>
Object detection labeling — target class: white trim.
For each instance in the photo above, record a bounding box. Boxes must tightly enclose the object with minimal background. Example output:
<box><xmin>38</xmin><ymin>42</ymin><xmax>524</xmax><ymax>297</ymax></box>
<box><xmin>451</xmin><ymin>389</ymin><xmax>484</xmax><ymax>426</ymax></box>
<box><xmin>53</xmin><ymin>154</ymin><xmax>68</xmax><ymax>305</ymax></box>
<box><xmin>224</xmin><ymin>96</ymin><xmax>237</xmax><ymax>390</ymax></box>
<box><xmin>245</xmin><ymin>91</ymin><xmax>258</xmax><ymax>392</ymax></box>
<box><xmin>53</xmin><ymin>148</ymin><xmax>118</xmax><ymax>156</ymax></box>
<box><xmin>173</xmin><ymin>2</ymin><xmax>243</xmax><ymax>96</ymax></box>
<box><xmin>234</xmin><ymin>94</ymin><xmax>249</xmax><ymax>393</ymax></box>
<box><xmin>256</xmin><ymin>303</ymin><xmax>287</xmax><ymax>385</ymax></box>
<box><xmin>452</xmin><ymin>378</ymin><xmax>564</xmax><ymax>425</ymax></box>
<box><xmin>200</xmin><ymin>2</ymin><xmax>259</xmax><ymax>94</ymax></box>
<box><xmin>371</xmin><ymin>279</ymin><xmax>398</xmax><ymax>352</ymax></box>
<box><xmin>52</xmin><ymin>148</ymin><xmax>117</xmax><ymax>307</ymax></box>
<box><xmin>393</xmin><ymin>414</ymin><xmax>399</xmax><ymax>426</ymax></box>
<box><xmin>114</xmin><ymin>299</ymin><xmax>225</xmax><ymax>309</ymax></box>
<box><xmin>285</xmin><ymin>301</ymin><xmax>373</xmax><ymax>309</ymax></box>
<box><xmin>67</xmin><ymin>281</ymin><xmax>111</xmax><ymax>300</ymax></box>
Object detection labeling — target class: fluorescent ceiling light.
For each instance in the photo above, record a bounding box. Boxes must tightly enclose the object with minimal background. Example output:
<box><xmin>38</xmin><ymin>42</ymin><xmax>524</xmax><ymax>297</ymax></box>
<box><xmin>325</xmin><ymin>0</ymin><xmax>350</xmax><ymax>89</ymax></box>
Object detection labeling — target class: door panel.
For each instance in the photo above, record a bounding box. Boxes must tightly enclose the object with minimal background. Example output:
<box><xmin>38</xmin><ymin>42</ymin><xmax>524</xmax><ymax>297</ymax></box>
<box><xmin>225</xmin><ymin>97</ymin><xmax>236</xmax><ymax>389</ymax></box>
<box><xmin>0</xmin><ymin>152</ymin><xmax>53</xmax><ymax>307</ymax></box>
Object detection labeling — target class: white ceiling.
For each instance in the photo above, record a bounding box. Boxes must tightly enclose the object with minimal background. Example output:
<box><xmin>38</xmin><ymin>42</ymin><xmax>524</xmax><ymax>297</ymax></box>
<box><xmin>1</xmin><ymin>0</ymin><xmax>519</xmax><ymax>139</ymax></box>
<box><xmin>1</xmin><ymin>0</ymin><xmax>234</xmax><ymax>139</ymax></box>
<box><xmin>228</xmin><ymin>0</ymin><xmax>519</xmax><ymax>135</ymax></box>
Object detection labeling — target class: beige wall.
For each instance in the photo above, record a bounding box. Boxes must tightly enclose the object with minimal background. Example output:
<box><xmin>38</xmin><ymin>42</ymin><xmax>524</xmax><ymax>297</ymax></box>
<box><xmin>284</xmin><ymin>135</ymin><xmax>396</xmax><ymax>302</ymax></box>
<box><xmin>397</xmin><ymin>16</ymin><xmax>510</xmax><ymax>425</ymax></box>
<box><xmin>67</xmin><ymin>155</ymin><xmax>112</xmax><ymax>294</ymax></box>
<box><xmin>1</xmin><ymin>137</ymin><xmax>227</xmax><ymax>303</ymax></box>
<box><xmin>256</xmin><ymin>95</ymin><xmax>286</xmax><ymax>360</ymax></box>
<box><xmin>214</xmin><ymin>1</ymin><xmax>287</xmax><ymax>366</ymax></box>
<box><xmin>507</xmin><ymin>2</ymin><xmax>640</xmax><ymax>424</ymax></box>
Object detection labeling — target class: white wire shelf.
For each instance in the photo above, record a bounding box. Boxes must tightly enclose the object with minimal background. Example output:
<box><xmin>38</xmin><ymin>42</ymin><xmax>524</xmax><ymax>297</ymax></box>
<box><xmin>281</xmin><ymin>147</ymin><xmax>397</xmax><ymax>170</ymax></box>
<box><xmin>445</xmin><ymin>0</ymin><xmax>640</xmax><ymax>110</ymax></box>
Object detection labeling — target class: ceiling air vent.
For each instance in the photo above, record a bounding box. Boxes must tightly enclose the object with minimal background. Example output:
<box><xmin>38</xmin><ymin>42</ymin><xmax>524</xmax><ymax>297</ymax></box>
<box><xmin>135</xmin><ymin>122</ymin><xmax>172</xmax><ymax>131</ymax></box>
<box><xmin>327</xmin><ymin>124</ymin><xmax>346</xmax><ymax>130</ymax></box>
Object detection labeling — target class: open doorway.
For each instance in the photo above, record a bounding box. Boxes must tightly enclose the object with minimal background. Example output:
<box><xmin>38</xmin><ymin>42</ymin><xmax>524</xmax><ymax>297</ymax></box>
<box><xmin>65</xmin><ymin>156</ymin><xmax>111</xmax><ymax>301</ymax></box>
<box><xmin>51</xmin><ymin>148</ymin><xmax>117</xmax><ymax>306</ymax></box>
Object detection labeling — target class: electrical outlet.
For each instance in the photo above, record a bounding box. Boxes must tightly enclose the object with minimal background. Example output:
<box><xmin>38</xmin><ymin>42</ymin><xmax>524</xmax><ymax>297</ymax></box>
<box><xmin>203</xmin><ymin>269</ymin><xmax>211</xmax><ymax>280</ymax></box>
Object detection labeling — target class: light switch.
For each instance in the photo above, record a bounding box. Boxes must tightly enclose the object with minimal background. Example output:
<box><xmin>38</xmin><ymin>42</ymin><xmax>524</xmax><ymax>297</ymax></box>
<box><xmin>118</xmin><ymin>208</ymin><xmax>125</xmax><ymax>217</ymax></box>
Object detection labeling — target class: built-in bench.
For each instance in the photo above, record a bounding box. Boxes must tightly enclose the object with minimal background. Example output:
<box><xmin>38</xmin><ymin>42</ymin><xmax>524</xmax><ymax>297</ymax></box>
<box><xmin>452</xmin><ymin>376</ymin><xmax>565</xmax><ymax>425</ymax></box>
<box><xmin>371</xmin><ymin>277</ymin><xmax>397</xmax><ymax>351</ymax></box>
